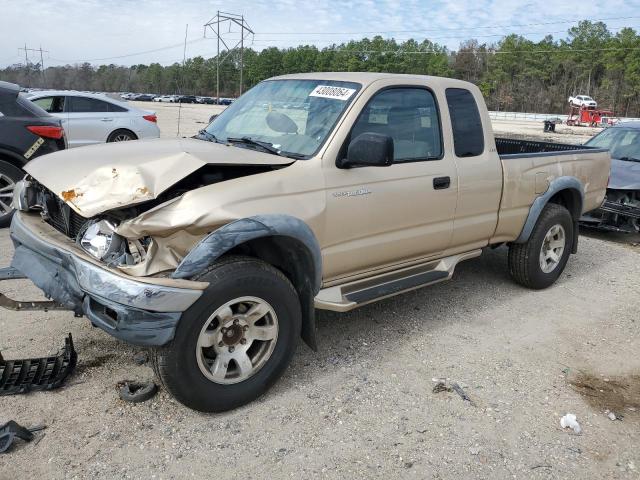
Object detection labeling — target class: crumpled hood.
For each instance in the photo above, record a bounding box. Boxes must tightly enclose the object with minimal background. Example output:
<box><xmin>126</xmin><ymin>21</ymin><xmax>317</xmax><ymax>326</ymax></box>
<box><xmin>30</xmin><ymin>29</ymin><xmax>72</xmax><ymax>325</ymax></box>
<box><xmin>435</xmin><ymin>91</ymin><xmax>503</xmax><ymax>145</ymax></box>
<box><xmin>25</xmin><ymin>137</ymin><xmax>293</xmax><ymax>217</ymax></box>
<box><xmin>609</xmin><ymin>158</ymin><xmax>640</xmax><ymax>190</ymax></box>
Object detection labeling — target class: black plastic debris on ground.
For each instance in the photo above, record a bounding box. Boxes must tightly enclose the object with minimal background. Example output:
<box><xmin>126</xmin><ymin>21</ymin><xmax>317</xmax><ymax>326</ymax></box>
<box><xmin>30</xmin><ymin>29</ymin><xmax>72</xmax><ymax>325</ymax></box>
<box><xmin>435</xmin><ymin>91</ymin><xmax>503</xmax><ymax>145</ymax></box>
<box><xmin>0</xmin><ymin>421</ymin><xmax>46</xmax><ymax>453</ymax></box>
<box><xmin>118</xmin><ymin>380</ymin><xmax>158</xmax><ymax>403</ymax></box>
<box><xmin>0</xmin><ymin>334</ymin><xmax>77</xmax><ymax>396</ymax></box>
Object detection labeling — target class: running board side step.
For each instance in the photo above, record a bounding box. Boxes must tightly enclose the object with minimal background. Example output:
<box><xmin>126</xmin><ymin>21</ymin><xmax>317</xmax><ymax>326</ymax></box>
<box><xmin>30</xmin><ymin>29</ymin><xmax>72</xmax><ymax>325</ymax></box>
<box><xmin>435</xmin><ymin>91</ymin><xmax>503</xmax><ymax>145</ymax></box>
<box><xmin>314</xmin><ymin>250</ymin><xmax>482</xmax><ymax>312</ymax></box>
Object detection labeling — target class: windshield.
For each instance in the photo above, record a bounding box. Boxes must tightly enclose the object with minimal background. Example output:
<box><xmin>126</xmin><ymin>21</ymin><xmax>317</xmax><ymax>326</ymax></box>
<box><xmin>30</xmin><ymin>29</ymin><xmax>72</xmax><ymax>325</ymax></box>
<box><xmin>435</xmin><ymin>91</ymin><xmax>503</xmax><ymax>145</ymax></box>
<box><xmin>203</xmin><ymin>79</ymin><xmax>361</xmax><ymax>158</ymax></box>
<box><xmin>586</xmin><ymin>127</ymin><xmax>640</xmax><ymax>161</ymax></box>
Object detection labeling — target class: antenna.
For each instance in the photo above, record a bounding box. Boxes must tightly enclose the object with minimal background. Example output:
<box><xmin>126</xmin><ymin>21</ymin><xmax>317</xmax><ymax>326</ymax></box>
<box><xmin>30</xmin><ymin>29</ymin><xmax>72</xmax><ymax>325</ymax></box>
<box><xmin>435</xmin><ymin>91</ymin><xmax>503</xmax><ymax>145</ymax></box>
<box><xmin>176</xmin><ymin>23</ymin><xmax>188</xmax><ymax>137</ymax></box>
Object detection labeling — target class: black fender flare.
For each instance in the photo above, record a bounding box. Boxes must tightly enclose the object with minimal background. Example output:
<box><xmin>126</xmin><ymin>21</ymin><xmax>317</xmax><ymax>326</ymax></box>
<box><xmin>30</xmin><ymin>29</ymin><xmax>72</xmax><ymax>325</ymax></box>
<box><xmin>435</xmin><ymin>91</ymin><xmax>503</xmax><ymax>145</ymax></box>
<box><xmin>515</xmin><ymin>176</ymin><xmax>584</xmax><ymax>252</ymax></box>
<box><xmin>172</xmin><ymin>215</ymin><xmax>323</xmax><ymax>350</ymax></box>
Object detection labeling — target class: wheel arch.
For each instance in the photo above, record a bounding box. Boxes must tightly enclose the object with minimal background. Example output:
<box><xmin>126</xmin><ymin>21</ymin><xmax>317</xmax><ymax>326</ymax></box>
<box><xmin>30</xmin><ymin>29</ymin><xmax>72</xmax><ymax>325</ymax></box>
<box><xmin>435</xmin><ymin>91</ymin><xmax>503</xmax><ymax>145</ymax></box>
<box><xmin>0</xmin><ymin>147</ymin><xmax>28</xmax><ymax>169</ymax></box>
<box><xmin>515</xmin><ymin>176</ymin><xmax>583</xmax><ymax>253</ymax></box>
<box><xmin>107</xmin><ymin>128</ymin><xmax>138</xmax><ymax>142</ymax></box>
<box><xmin>172</xmin><ymin>215</ymin><xmax>322</xmax><ymax>350</ymax></box>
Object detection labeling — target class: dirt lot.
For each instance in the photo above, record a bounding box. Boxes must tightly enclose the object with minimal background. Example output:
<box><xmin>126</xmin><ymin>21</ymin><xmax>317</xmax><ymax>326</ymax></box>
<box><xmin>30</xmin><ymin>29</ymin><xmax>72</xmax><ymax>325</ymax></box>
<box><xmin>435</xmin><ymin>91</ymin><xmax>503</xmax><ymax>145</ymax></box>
<box><xmin>1</xmin><ymin>104</ymin><xmax>639</xmax><ymax>479</ymax></box>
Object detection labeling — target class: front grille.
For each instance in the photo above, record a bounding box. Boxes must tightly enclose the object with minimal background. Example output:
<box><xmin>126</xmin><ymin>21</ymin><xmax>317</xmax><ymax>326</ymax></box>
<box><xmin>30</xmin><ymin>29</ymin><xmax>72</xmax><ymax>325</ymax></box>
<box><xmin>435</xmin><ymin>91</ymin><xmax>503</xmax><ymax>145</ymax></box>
<box><xmin>41</xmin><ymin>189</ymin><xmax>89</xmax><ymax>239</ymax></box>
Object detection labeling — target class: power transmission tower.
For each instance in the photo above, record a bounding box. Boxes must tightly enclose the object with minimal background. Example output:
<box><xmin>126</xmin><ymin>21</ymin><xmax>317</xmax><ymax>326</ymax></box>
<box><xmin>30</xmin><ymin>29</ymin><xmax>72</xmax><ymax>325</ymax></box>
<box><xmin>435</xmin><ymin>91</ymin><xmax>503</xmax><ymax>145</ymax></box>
<box><xmin>204</xmin><ymin>12</ymin><xmax>254</xmax><ymax>102</ymax></box>
<box><xmin>18</xmin><ymin>45</ymin><xmax>49</xmax><ymax>87</ymax></box>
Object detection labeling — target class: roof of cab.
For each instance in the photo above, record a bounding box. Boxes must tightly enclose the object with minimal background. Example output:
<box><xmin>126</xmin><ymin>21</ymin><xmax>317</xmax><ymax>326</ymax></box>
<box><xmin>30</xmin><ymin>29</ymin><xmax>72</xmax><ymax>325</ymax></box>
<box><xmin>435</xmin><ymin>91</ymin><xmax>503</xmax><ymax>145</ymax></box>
<box><xmin>269</xmin><ymin>72</ymin><xmax>476</xmax><ymax>89</ymax></box>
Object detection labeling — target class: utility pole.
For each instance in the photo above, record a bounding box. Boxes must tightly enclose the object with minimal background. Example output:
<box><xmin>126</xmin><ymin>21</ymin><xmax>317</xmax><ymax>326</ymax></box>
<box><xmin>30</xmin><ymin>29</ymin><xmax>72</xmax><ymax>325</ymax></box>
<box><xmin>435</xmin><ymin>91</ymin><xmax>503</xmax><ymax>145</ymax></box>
<box><xmin>204</xmin><ymin>12</ymin><xmax>254</xmax><ymax>102</ymax></box>
<box><xmin>19</xmin><ymin>45</ymin><xmax>49</xmax><ymax>87</ymax></box>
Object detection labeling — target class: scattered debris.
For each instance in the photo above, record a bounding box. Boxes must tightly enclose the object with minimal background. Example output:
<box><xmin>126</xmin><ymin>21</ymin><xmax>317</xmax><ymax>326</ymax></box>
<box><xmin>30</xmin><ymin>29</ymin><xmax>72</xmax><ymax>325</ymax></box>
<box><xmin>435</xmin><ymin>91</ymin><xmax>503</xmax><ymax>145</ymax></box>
<box><xmin>133</xmin><ymin>351</ymin><xmax>149</xmax><ymax>366</ymax></box>
<box><xmin>451</xmin><ymin>382</ymin><xmax>475</xmax><ymax>406</ymax></box>
<box><xmin>605</xmin><ymin>409</ymin><xmax>623</xmax><ymax>421</ymax></box>
<box><xmin>0</xmin><ymin>421</ymin><xmax>46</xmax><ymax>453</ymax></box>
<box><xmin>531</xmin><ymin>464</ymin><xmax>553</xmax><ymax>470</ymax></box>
<box><xmin>0</xmin><ymin>334</ymin><xmax>77</xmax><ymax>396</ymax></box>
<box><xmin>118</xmin><ymin>380</ymin><xmax>158</xmax><ymax>403</ymax></box>
<box><xmin>560</xmin><ymin>413</ymin><xmax>582</xmax><ymax>434</ymax></box>
<box><xmin>469</xmin><ymin>447</ymin><xmax>481</xmax><ymax>455</ymax></box>
<box><xmin>432</xmin><ymin>381</ymin><xmax>452</xmax><ymax>393</ymax></box>
<box><xmin>431</xmin><ymin>379</ymin><xmax>475</xmax><ymax>406</ymax></box>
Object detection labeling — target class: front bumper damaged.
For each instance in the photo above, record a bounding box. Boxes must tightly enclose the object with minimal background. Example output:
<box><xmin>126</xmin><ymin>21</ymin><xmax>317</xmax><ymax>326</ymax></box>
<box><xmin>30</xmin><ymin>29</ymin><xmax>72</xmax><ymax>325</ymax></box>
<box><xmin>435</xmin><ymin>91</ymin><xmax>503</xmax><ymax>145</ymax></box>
<box><xmin>581</xmin><ymin>199</ymin><xmax>640</xmax><ymax>233</ymax></box>
<box><xmin>1</xmin><ymin>213</ymin><xmax>206</xmax><ymax>346</ymax></box>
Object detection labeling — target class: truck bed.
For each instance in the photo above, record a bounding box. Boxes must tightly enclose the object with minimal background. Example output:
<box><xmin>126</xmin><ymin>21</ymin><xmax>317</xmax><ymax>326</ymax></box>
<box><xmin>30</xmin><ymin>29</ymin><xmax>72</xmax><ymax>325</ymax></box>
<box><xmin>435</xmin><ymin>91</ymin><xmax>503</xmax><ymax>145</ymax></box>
<box><xmin>496</xmin><ymin>137</ymin><xmax>606</xmax><ymax>158</ymax></box>
<box><xmin>491</xmin><ymin>137</ymin><xmax>611</xmax><ymax>245</ymax></box>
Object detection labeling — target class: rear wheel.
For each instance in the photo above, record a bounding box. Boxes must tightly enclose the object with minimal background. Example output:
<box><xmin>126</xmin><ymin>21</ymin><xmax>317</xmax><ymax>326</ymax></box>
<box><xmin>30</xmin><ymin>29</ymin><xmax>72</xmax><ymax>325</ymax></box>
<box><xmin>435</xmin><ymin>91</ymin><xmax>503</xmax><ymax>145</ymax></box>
<box><xmin>107</xmin><ymin>129</ymin><xmax>137</xmax><ymax>142</ymax></box>
<box><xmin>152</xmin><ymin>256</ymin><xmax>301</xmax><ymax>412</ymax></box>
<box><xmin>0</xmin><ymin>160</ymin><xmax>24</xmax><ymax>228</ymax></box>
<box><xmin>508</xmin><ymin>203</ymin><xmax>573</xmax><ymax>289</ymax></box>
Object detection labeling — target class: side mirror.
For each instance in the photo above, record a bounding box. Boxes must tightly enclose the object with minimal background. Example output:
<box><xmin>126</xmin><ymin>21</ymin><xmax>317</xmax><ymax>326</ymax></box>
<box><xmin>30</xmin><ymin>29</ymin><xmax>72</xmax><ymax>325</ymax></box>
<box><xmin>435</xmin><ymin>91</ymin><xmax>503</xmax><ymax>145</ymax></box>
<box><xmin>339</xmin><ymin>133</ymin><xmax>394</xmax><ymax>168</ymax></box>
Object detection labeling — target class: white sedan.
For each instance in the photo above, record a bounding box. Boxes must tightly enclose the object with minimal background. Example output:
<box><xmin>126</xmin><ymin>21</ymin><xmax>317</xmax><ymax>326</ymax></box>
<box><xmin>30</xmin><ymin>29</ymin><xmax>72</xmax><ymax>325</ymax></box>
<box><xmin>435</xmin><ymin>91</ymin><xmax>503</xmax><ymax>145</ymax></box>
<box><xmin>27</xmin><ymin>90</ymin><xmax>160</xmax><ymax>148</ymax></box>
<box><xmin>568</xmin><ymin>95</ymin><xmax>597</xmax><ymax>109</ymax></box>
<box><xmin>153</xmin><ymin>95</ymin><xmax>177</xmax><ymax>103</ymax></box>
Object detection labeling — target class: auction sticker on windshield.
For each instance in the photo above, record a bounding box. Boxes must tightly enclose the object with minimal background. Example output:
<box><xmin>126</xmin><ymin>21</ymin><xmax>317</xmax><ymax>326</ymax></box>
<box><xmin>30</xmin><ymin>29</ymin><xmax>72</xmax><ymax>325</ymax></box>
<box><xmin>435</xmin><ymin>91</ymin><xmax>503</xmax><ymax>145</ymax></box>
<box><xmin>309</xmin><ymin>85</ymin><xmax>357</xmax><ymax>101</ymax></box>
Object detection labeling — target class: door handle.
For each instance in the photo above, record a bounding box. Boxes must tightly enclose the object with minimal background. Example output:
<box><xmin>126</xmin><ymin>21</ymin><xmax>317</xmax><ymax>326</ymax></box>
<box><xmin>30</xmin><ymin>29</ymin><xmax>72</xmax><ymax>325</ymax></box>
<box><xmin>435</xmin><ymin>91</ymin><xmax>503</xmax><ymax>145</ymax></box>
<box><xmin>100</xmin><ymin>118</ymin><xmax>113</xmax><ymax>122</ymax></box>
<box><xmin>433</xmin><ymin>176</ymin><xmax>451</xmax><ymax>190</ymax></box>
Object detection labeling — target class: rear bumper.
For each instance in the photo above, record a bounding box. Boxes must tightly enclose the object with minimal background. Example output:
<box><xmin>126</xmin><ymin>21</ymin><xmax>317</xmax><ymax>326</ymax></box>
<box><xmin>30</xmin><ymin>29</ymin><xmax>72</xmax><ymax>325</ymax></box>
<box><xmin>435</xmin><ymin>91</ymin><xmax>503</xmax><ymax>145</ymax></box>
<box><xmin>4</xmin><ymin>213</ymin><xmax>204</xmax><ymax>346</ymax></box>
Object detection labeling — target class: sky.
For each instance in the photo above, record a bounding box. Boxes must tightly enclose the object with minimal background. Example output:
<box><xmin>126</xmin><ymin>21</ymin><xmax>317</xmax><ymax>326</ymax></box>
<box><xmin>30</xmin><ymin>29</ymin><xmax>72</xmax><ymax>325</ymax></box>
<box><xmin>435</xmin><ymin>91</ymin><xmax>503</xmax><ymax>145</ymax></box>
<box><xmin>1</xmin><ymin>0</ymin><xmax>640</xmax><ymax>67</ymax></box>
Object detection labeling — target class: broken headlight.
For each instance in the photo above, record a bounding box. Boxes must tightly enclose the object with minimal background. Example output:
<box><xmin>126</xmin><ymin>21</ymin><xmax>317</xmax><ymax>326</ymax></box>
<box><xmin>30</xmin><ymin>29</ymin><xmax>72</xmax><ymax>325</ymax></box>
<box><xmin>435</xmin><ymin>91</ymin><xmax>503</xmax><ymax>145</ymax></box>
<box><xmin>80</xmin><ymin>220</ymin><xmax>121</xmax><ymax>261</ymax></box>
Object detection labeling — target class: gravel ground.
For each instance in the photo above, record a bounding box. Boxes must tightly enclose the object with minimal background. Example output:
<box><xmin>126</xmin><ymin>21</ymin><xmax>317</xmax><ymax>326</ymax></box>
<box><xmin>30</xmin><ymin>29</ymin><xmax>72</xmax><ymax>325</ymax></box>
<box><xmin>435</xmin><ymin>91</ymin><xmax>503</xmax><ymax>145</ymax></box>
<box><xmin>1</xmin><ymin>106</ymin><xmax>639</xmax><ymax>479</ymax></box>
<box><xmin>1</xmin><ymin>230</ymin><xmax>639</xmax><ymax>479</ymax></box>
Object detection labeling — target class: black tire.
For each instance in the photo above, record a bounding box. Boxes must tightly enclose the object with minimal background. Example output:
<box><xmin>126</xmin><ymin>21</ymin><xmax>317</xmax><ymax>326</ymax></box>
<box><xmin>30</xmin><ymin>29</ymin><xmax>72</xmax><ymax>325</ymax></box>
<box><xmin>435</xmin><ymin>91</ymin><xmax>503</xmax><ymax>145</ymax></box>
<box><xmin>0</xmin><ymin>160</ymin><xmax>24</xmax><ymax>228</ymax></box>
<box><xmin>107</xmin><ymin>129</ymin><xmax>137</xmax><ymax>143</ymax></box>
<box><xmin>508</xmin><ymin>203</ymin><xmax>573</xmax><ymax>290</ymax></box>
<box><xmin>152</xmin><ymin>256</ymin><xmax>301</xmax><ymax>412</ymax></box>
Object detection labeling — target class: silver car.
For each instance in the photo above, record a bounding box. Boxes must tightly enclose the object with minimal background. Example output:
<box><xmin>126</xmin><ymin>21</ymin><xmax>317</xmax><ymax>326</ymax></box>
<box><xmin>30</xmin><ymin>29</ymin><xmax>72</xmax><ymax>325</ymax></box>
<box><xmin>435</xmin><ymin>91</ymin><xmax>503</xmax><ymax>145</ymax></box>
<box><xmin>27</xmin><ymin>90</ymin><xmax>160</xmax><ymax>148</ymax></box>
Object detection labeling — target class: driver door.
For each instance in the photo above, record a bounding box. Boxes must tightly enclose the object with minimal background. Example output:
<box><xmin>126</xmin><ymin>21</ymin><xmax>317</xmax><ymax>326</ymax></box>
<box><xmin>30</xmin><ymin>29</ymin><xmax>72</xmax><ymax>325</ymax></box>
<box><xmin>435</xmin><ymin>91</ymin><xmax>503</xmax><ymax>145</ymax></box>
<box><xmin>321</xmin><ymin>86</ymin><xmax>458</xmax><ymax>282</ymax></box>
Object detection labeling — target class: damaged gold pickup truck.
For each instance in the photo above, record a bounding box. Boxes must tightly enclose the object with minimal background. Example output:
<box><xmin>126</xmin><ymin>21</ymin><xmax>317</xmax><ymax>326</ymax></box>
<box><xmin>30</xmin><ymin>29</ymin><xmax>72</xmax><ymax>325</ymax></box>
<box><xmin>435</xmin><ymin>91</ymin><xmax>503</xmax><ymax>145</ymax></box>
<box><xmin>3</xmin><ymin>73</ymin><xmax>610</xmax><ymax>411</ymax></box>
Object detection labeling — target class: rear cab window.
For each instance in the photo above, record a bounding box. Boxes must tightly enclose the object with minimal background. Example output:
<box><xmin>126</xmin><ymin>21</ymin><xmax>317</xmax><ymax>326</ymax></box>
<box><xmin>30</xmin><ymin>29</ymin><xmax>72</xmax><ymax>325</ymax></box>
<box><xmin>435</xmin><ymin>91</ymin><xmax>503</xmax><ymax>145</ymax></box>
<box><xmin>445</xmin><ymin>88</ymin><xmax>484</xmax><ymax>157</ymax></box>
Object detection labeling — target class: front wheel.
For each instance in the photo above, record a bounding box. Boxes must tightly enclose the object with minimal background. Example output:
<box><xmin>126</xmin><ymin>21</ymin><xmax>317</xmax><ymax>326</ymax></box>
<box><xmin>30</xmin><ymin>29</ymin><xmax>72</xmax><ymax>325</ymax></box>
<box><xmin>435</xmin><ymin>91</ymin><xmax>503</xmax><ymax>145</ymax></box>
<box><xmin>152</xmin><ymin>256</ymin><xmax>301</xmax><ymax>412</ymax></box>
<box><xmin>0</xmin><ymin>160</ymin><xmax>24</xmax><ymax>228</ymax></box>
<box><xmin>508</xmin><ymin>203</ymin><xmax>573</xmax><ymax>289</ymax></box>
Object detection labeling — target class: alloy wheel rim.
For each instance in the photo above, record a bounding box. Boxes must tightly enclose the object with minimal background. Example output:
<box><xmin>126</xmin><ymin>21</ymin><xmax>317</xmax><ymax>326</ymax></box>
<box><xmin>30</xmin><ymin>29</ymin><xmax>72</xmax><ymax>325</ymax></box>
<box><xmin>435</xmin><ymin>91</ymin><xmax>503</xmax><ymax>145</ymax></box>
<box><xmin>196</xmin><ymin>296</ymin><xmax>279</xmax><ymax>385</ymax></box>
<box><xmin>539</xmin><ymin>224</ymin><xmax>566</xmax><ymax>273</ymax></box>
<box><xmin>0</xmin><ymin>174</ymin><xmax>16</xmax><ymax>216</ymax></box>
<box><xmin>114</xmin><ymin>134</ymin><xmax>132</xmax><ymax>142</ymax></box>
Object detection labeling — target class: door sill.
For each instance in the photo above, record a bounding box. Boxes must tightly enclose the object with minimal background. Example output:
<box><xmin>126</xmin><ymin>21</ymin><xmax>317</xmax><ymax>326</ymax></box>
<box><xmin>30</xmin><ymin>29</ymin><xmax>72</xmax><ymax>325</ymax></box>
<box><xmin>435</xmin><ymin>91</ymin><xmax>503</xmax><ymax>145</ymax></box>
<box><xmin>314</xmin><ymin>250</ymin><xmax>481</xmax><ymax>312</ymax></box>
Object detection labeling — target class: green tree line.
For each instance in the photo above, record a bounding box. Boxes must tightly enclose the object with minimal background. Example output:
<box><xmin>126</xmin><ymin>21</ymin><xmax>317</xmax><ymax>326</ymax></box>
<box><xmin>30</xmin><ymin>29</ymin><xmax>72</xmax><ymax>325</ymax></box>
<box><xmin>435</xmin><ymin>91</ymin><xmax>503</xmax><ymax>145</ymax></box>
<box><xmin>2</xmin><ymin>21</ymin><xmax>640</xmax><ymax>116</ymax></box>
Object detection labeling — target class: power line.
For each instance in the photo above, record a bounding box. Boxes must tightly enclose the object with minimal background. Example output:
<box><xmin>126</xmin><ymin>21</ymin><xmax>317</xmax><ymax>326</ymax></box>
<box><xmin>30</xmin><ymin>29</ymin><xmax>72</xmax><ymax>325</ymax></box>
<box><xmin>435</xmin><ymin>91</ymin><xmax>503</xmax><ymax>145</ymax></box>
<box><xmin>257</xmin><ymin>15</ymin><xmax>640</xmax><ymax>35</ymax></box>
<box><xmin>49</xmin><ymin>38</ymin><xmax>206</xmax><ymax>63</ymax></box>
<box><xmin>251</xmin><ymin>25</ymin><xmax>637</xmax><ymax>43</ymax></box>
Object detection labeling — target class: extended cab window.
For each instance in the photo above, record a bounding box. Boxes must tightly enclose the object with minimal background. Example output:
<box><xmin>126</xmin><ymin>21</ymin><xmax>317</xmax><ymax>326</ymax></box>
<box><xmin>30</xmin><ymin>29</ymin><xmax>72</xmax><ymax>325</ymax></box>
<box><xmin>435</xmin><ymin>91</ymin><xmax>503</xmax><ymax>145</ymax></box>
<box><xmin>67</xmin><ymin>96</ymin><xmax>110</xmax><ymax>113</ymax></box>
<box><xmin>33</xmin><ymin>96</ymin><xmax>65</xmax><ymax>113</ymax></box>
<box><xmin>351</xmin><ymin>88</ymin><xmax>442</xmax><ymax>162</ymax></box>
<box><xmin>446</xmin><ymin>88</ymin><xmax>484</xmax><ymax>157</ymax></box>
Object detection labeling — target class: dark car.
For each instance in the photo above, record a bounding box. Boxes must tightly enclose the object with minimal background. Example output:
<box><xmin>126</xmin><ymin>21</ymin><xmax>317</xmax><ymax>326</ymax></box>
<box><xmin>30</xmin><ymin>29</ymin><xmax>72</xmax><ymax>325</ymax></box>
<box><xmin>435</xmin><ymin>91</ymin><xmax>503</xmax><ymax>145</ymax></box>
<box><xmin>135</xmin><ymin>94</ymin><xmax>156</xmax><ymax>102</ymax></box>
<box><xmin>0</xmin><ymin>81</ymin><xmax>66</xmax><ymax>227</ymax></box>
<box><xmin>581</xmin><ymin>122</ymin><xmax>640</xmax><ymax>233</ymax></box>
<box><xmin>177</xmin><ymin>95</ymin><xmax>197</xmax><ymax>104</ymax></box>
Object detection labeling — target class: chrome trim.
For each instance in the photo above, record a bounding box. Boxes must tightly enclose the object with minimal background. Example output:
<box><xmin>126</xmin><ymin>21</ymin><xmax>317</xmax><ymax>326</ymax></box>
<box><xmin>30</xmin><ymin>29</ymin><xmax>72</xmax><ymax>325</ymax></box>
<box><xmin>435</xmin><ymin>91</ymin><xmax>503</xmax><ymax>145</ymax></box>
<box><xmin>12</xmin><ymin>179</ymin><xmax>30</xmax><ymax>211</ymax></box>
<box><xmin>11</xmin><ymin>213</ymin><xmax>203</xmax><ymax>312</ymax></box>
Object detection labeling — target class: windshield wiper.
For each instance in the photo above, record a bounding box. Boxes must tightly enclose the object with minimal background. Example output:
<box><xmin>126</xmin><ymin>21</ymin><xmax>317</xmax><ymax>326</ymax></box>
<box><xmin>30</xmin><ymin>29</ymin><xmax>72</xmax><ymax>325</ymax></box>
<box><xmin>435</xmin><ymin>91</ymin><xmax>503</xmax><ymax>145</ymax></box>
<box><xmin>226</xmin><ymin>136</ymin><xmax>281</xmax><ymax>156</ymax></box>
<box><xmin>618</xmin><ymin>156</ymin><xmax>640</xmax><ymax>163</ymax></box>
<box><xmin>196</xmin><ymin>129</ymin><xmax>219</xmax><ymax>143</ymax></box>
